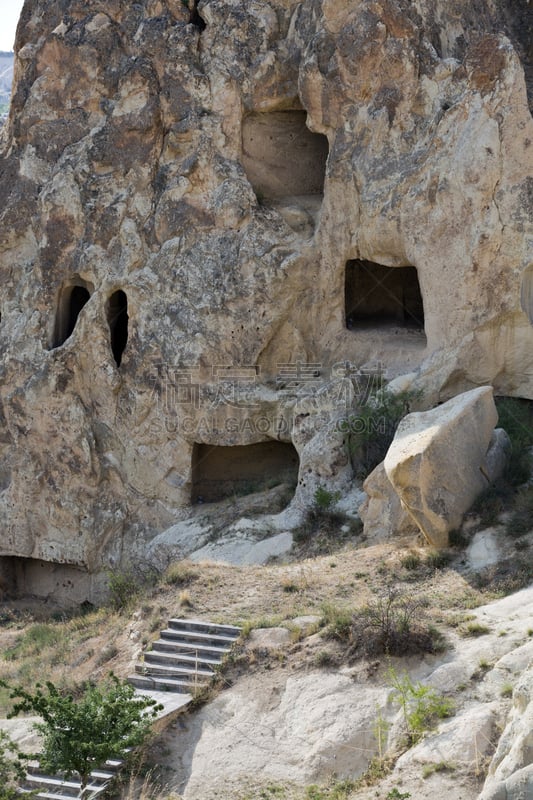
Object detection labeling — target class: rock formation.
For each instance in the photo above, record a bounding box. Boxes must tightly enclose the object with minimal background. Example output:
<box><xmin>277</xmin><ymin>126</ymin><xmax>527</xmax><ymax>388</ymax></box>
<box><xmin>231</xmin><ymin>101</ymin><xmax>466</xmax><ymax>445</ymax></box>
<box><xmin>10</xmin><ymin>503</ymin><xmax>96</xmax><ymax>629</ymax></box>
<box><xmin>0</xmin><ymin>0</ymin><xmax>532</xmax><ymax>598</ymax></box>
<box><xmin>361</xmin><ymin>386</ymin><xmax>510</xmax><ymax>546</ymax></box>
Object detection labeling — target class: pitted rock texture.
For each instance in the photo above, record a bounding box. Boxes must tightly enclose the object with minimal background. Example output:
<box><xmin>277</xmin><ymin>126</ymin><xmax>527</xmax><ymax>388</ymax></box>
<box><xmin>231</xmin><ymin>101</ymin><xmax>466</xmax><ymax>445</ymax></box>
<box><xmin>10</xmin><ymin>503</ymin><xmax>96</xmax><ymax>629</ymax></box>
<box><xmin>0</xmin><ymin>0</ymin><xmax>532</xmax><ymax>593</ymax></box>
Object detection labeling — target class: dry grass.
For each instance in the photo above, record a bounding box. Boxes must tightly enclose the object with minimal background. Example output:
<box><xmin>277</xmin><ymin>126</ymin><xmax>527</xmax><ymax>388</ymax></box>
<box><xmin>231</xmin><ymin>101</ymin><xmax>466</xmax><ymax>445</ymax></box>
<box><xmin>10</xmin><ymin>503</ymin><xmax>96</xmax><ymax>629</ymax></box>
<box><xmin>0</xmin><ymin>534</ymin><xmax>506</xmax><ymax>717</ymax></box>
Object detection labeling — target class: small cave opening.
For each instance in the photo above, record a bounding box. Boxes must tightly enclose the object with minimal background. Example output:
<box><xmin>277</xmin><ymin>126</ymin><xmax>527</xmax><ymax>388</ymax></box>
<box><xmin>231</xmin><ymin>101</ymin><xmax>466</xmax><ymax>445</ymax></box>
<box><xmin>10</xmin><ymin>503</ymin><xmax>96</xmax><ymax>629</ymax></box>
<box><xmin>345</xmin><ymin>260</ymin><xmax>425</xmax><ymax>332</ymax></box>
<box><xmin>52</xmin><ymin>283</ymin><xmax>92</xmax><ymax>348</ymax></box>
<box><xmin>189</xmin><ymin>0</ymin><xmax>206</xmax><ymax>31</ymax></box>
<box><xmin>106</xmin><ymin>290</ymin><xmax>128</xmax><ymax>367</ymax></box>
<box><xmin>191</xmin><ymin>440</ymin><xmax>300</xmax><ymax>504</ymax></box>
<box><xmin>242</xmin><ymin>111</ymin><xmax>329</xmax><ymax>201</ymax></box>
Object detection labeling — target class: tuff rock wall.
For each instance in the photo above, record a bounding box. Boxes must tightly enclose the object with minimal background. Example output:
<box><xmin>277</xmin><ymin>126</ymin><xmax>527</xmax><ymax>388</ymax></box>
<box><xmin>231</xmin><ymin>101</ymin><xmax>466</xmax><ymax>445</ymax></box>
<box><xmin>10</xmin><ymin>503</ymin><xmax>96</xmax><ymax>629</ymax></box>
<box><xmin>0</xmin><ymin>0</ymin><xmax>532</xmax><ymax>598</ymax></box>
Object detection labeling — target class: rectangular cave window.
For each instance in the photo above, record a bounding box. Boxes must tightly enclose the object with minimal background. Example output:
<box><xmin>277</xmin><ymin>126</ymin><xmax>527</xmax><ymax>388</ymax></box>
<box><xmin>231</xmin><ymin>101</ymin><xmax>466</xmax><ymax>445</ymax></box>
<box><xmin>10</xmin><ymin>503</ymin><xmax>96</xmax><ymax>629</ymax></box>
<box><xmin>191</xmin><ymin>440</ymin><xmax>299</xmax><ymax>504</ymax></box>
<box><xmin>345</xmin><ymin>260</ymin><xmax>425</xmax><ymax>331</ymax></box>
<box><xmin>242</xmin><ymin>111</ymin><xmax>329</xmax><ymax>200</ymax></box>
<box><xmin>52</xmin><ymin>282</ymin><xmax>92</xmax><ymax>348</ymax></box>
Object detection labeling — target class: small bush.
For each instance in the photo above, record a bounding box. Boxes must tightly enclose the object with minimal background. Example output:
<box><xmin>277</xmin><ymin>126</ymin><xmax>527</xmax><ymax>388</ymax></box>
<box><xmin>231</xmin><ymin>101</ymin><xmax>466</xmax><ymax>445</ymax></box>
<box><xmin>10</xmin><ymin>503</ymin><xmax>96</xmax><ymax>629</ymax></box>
<box><xmin>348</xmin><ymin>387</ymin><xmax>422</xmax><ymax>478</ymax></box>
<box><xmin>387</xmin><ymin>790</ymin><xmax>411</xmax><ymax>800</ymax></box>
<box><xmin>350</xmin><ymin>587</ymin><xmax>445</xmax><ymax>657</ymax></box>
<box><xmin>314</xmin><ymin>650</ymin><xmax>335</xmax><ymax>668</ymax></box>
<box><xmin>314</xmin><ymin>486</ymin><xmax>341</xmax><ymax>510</ymax></box>
<box><xmin>401</xmin><ymin>552</ymin><xmax>421</xmax><ymax>571</ymax></box>
<box><xmin>320</xmin><ymin>602</ymin><xmax>352</xmax><ymax>642</ymax></box>
<box><xmin>500</xmin><ymin>683</ymin><xmax>513</xmax><ymax>698</ymax></box>
<box><xmin>495</xmin><ymin>397</ymin><xmax>533</xmax><ymax>486</ymax></box>
<box><xmin>107</xmin><ymin>570</ymin><xmax>141</xmax><ymax>611</ymax></box>
<box><xmin>0</xmin><ymin>729</ymin><xmax>28</xmax><ymax>800</ymax></box>
<box><xmin>389</xmin><ymin>668</ymin><xmax>454</xmax><ymax>743</ymax></box>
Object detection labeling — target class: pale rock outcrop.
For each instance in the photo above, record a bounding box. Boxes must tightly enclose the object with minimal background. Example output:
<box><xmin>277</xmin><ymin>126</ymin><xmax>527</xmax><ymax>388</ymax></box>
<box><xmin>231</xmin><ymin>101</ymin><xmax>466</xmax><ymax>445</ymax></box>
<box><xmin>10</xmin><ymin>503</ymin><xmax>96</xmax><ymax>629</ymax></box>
<box><xmin>0</xmin><ymin>0</ymin><xmax>532</xmax><ymax>596</ymax></box>
<box><xmin>159</xmin><ymin>672</ymin><xmax>391</xmax><ymax>797</ymax></box>
<box><xmin>479</xmin><ymin>666</ymin><xmax>533</xmax><ymax>800</ymax></box>
<box><xmin>359</xmin><ymin>461</ymin><xmax>419</xmax><ymax>541</ymax></box>
<box><xmin>384</xmin><ymin>387</ymin><xmax>508</xmax><ymax>546</ymax></box>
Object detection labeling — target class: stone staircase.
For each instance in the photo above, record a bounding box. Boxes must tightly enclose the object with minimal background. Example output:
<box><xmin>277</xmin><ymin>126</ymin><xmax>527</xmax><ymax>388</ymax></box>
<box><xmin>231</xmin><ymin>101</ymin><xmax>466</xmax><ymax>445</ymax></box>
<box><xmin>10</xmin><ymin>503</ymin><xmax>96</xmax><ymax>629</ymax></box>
<box><xmin>19</xmin><ymin>758</ymin><xmax>122</xmax><ymax>798</ymax></box>
<box><xmin>129</xmin><ymin>617</ymin><xmax>242</xmax><ymax>695</ymax></box>
<box><xmin>21</xmin><ymin>618</ymin><xmax>241</xmax><ymax>799</ymax></box>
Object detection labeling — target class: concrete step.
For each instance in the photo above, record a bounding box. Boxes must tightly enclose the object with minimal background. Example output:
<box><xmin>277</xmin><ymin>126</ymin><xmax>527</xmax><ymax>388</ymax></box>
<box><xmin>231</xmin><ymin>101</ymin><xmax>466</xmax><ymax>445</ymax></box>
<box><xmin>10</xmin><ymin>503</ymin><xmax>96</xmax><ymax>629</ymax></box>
<box><xmin>20</xmin><ymin>793</ymin><xmax>91</xmax><ymax>800</ymax></box>
<box><xmin>135</xmin><ymin>662</ymin><xmax>215</xmax><ymax>680</ymax></box>
<box><xmin>143</xmin><ymin>650</ymin><xmax>221</xmax><ymax>670</ymax></box>
<box><xmin>21</xmin><ymin>776</ymin><xmax>108</xmax><ymax>797</ymax></box>
<box><xmin>168</xmin><ymin>618</ymin><xmax>241</xmax><ymax>638</ymax></box>
<box><xmin>128</xmin><ymin>674</ymin><xmax>205</xmax><ymax>693</ymax></box>
<box><xmin>161</xmin><ymin>627</ymin><xmax>240</xmax><ymax>648</ymax></box>
<box><xmin>151</xmin><ymin>639</ymin><xmax>229</xmax><ymax>660</ymax></box>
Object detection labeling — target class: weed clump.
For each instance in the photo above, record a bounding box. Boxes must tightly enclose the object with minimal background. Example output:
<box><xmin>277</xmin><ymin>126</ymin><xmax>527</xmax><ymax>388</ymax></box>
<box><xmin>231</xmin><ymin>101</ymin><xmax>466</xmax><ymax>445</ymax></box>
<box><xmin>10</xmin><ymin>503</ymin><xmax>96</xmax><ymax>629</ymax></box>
<box><xmin>389</xmin><ymin>667</ymin><xmax>455</xmax><ymax>744</ymax></box>
<box><xmin>350</xmin><ymin>587</ymin><xmax>445</xmax><ymax>657</ymax></box>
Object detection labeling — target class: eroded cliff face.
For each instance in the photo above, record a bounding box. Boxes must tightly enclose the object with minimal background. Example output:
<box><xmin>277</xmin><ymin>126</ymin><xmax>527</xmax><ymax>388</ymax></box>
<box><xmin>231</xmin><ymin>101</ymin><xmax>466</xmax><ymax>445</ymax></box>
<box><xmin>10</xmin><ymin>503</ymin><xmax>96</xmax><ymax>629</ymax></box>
<box><xmin>0</xmin><ymin>0</ymin><xmax>532</xmax><ymax>598</ymax></box>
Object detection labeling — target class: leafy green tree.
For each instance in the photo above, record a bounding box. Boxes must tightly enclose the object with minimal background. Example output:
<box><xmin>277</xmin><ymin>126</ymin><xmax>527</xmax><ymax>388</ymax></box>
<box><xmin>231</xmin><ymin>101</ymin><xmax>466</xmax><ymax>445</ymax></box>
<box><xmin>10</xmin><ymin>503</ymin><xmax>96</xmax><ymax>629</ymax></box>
<box><xmin>0</xmin><ymin>675</ymin><xmax>162</xmax><ymax>790</ymax></box>
<box><xmin>0</xmin><ymin>728</ymin><xmax>28</xmax><ymax>800</ymax></box>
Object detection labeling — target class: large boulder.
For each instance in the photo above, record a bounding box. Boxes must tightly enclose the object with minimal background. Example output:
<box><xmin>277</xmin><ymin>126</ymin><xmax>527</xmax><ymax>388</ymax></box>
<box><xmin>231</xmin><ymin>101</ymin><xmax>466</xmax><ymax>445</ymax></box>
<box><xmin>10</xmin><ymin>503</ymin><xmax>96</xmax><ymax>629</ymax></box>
<box><xmin>384</xmin><ymin>386</ymin><xmax>507</xmax><ymax>547</ymax></box>
<box><xmin>359</xmin><ymin>461</ymin><xmax>419</xmax><ymax>541</ymax></box>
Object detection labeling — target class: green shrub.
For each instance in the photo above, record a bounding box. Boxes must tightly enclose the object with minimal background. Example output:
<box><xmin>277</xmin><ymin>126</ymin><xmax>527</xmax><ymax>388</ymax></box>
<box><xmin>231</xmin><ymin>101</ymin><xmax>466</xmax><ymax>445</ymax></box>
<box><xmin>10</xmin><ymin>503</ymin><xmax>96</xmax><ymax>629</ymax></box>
<box><xmin>495</xmin><ymin>397</ymin><xmax>533</xmax><ymax>486</ymax></box>
<box><xmin>388</xmin><ymin>667</ymin><xmax>454</xmax><ymax>743</ymax></box>
<box><xmin>320</xmin><ymin>602</ymin><xmax>352</xmax><ymax>641</ymax></box>
<box><xmin>0</xmin><ymin>675</ymin><xmax>161</xmax><ymax>790</ymax></box>
<box><xmin>347</xmin><ymin>387</ymin><xmax>422</xmax><ymax>478</ymax></box>
<box><xmin>387</xmin><ymin>790</ymin><xmax>411</xmax><ymax>800</ymax></box>
<box><xmin>107</xmin><ymin>569</ymin><xmax>141</xmax><ymax>611</ymax></box>
<box><xmin>314</xmin><ymin>487</ymin><xmax>341</xmax><ymax>510</ymax></box>
<box><xmin>0</xmin><ymin>730</ymin><xmax>28</xmax><ymax>800</ymax></box>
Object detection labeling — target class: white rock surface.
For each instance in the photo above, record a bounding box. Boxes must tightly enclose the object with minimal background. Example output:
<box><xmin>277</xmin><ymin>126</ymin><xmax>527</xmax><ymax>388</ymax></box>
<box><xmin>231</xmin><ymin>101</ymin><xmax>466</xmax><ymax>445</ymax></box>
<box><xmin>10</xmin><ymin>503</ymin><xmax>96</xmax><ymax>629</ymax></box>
<box><xmin>189</xmin><ymin>531</ymin><xmax>293</xmax><ymax>565</ymax></box>
<box><xmin>160</xmin><ymin>673</ymin><xmax>390</xmax><ymax>797</ymax></box>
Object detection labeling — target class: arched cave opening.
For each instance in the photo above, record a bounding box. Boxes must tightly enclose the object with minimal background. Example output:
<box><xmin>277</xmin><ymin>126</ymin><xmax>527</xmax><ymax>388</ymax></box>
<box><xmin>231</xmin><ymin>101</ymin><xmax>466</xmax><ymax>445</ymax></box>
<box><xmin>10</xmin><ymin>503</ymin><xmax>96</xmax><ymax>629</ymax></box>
<box><xmin>191</xmin><ymin>440</ymin><xmax>300</xmax><ymax>504</ymax></box>
<box><xmin>106</xmin><ymin>290</ymin><xmax>128</xmax><ymax>367</ymax></box>
<box><xmin>345</xmin><ymin>260</ymin><xmax>425</xmax><ymax>332</ymax></box>
<box><xmin>52</xmin><ymin>283</ymin><xmax>91</xmax><ymax>348</ymax></box>
<box><xmin>242</xmin><ymin>111</ymin><xmax>329</xmax><ymax>201</ymax></box>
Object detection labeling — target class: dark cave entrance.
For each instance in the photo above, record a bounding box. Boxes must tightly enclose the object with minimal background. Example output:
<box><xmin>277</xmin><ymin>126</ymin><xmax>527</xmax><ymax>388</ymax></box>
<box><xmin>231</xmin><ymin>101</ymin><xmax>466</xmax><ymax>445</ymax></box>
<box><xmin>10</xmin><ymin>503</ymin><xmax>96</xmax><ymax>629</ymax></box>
<box><xmin>345</xmin><ymin>260</ymin><xmax>425</xmax><ymax>332</ymax></box>
<box><xmin>52</xmin><ymin>283</ymin><xmax>92</xmax><ymax>348</ymax></box>
<box><xmin>191</xmin><ymin>440</ymin><xmax>300</xmax><ymax>503</ymax></box>
<box><xmin>189</xmin><ymin>0</ymin><xmax>206</xmax><ymax>30</ymax></box>
<box><xmin>242</xmin><ymin>111</ymin><xmax>329</xmax><ymax>200</ymax></box>
<box><xmin>106</xmin><ymin>290</ymin><xmax>128</xmax><ymax>367</ymax></box>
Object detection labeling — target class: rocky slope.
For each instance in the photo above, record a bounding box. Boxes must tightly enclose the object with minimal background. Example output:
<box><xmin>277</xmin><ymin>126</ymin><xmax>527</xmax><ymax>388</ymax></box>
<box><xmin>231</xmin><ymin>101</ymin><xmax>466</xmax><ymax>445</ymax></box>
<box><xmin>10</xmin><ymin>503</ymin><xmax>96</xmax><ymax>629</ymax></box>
<box><xmin>0</xmin><ymin>0</ymin><xmax>532</xmax><ymax>596</ymax></box>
